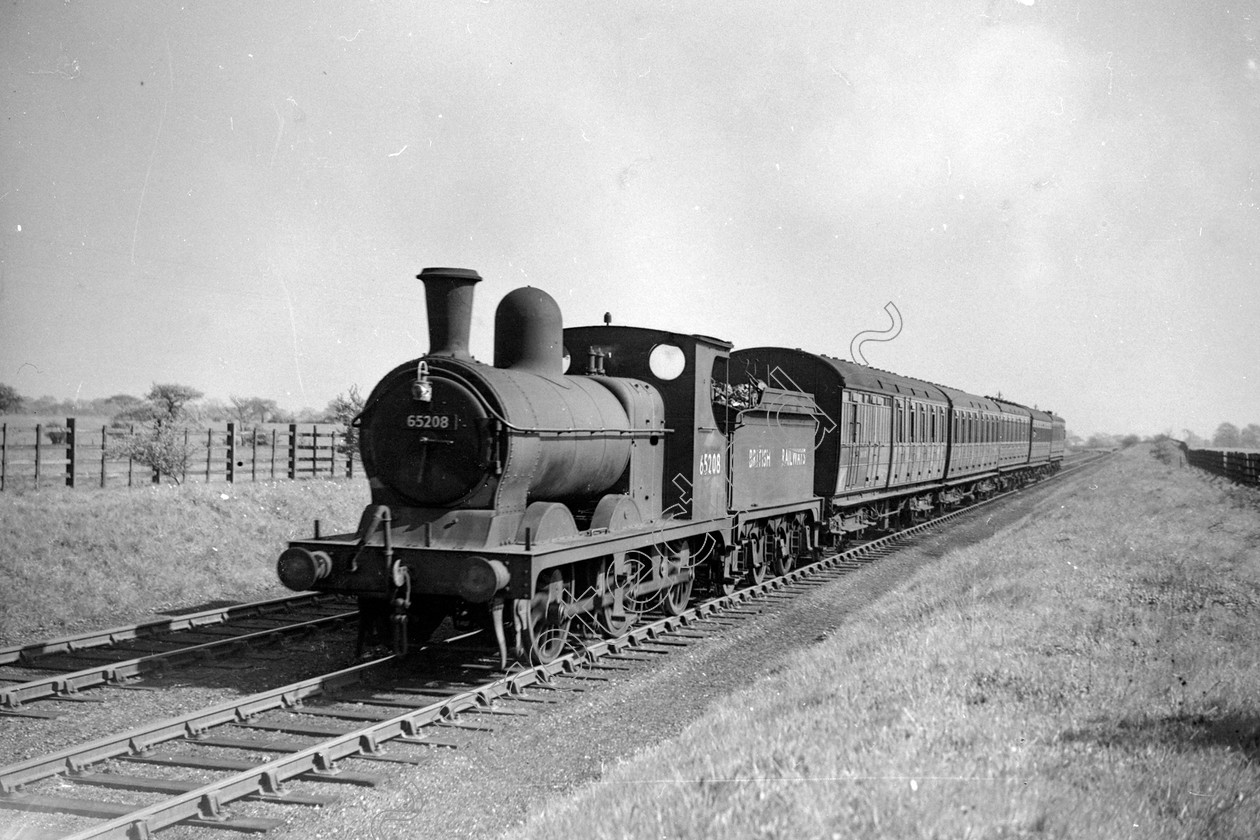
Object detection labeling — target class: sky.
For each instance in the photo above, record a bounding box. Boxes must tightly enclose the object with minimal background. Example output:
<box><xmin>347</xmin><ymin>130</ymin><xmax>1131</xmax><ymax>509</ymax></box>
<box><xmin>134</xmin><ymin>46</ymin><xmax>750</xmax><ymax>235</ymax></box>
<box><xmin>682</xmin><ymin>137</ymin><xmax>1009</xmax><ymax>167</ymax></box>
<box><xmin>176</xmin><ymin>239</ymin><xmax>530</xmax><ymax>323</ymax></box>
<box><xmin>1</xmin><ymin>0</ymin><xmax>1256</xmax><ymax>438</ymax></box>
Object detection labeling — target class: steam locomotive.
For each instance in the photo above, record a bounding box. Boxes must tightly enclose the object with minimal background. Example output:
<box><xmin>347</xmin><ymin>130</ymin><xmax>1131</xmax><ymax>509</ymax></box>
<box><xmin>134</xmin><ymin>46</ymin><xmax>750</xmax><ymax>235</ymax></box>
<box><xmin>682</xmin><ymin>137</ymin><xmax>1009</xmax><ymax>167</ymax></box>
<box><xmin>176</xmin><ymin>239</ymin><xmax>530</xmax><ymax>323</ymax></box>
<box><xmin>277</xmin><ymin>268</ymin><xmax>1064</xmax><ymax>666</ymax></box>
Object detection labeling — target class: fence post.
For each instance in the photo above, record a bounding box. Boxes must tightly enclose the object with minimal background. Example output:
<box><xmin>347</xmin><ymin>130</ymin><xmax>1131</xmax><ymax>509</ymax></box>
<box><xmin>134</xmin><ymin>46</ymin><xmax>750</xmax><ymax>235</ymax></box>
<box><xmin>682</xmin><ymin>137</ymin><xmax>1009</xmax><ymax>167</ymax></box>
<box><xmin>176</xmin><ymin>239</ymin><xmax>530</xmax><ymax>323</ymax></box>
<box><xmin>271</xmin><ymin>429</ymin><xmax>277</xmax><ymax>479</ymax></box>
<box><xmin>288</xmin><ymin>423</ymin><xmax>298</xmax><ymax>479</ymax></box>
<box><xmin>1</xmin><ymin>423</ymin><xmax>6</xmax><ymax>491</ymax></box>
<box><xmin>100</xmin><ymin>426</ymin><xmax>107</xmax><ymax>488</ymax></box>
<box><xmin>65</xmin><ymin>417</ymin><xmax>76</xmax><ymax>487</ymax></box>
<box><xmin>313</xmin><ymin>425</ymin><xmax>321</xmax><ymax>477</ymax></box>
<box><xmin>128</xmin><ymin>424</ymin><xmax>135</xmax><ymax>487</ymax></box>
<box><xmin>226</xmin><ymin>423</ymin><xmax>236</xmax><ymax>484</ymax></box>
<box><xmin>35</xmin><ymin>423</ymin><xmax>42</xmax><ymax>486</ymax></box>
<box><xmin>251</xmin><ymin>428</ymin><xmax>257</xmax><ymax>482</ymax></box>
<box><xmin>154</xmin><ymin>425</ymin><xmax>163</xmax><ymax>484</ymax></box>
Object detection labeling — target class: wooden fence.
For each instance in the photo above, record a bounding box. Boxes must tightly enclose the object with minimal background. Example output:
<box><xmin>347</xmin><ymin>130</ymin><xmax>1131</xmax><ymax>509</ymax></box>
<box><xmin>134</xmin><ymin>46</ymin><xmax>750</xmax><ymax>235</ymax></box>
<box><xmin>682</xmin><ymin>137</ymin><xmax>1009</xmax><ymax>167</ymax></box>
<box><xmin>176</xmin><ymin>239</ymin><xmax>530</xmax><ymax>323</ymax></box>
<box><xmin>1183</xmin><ymin>444</ymin><xmax>1260</xmax><ymax>487</ymax></box>
<box><xmin>0</xmin><ymin>420</ymin><xmax>361</xmax><ymax>490</ymax></box>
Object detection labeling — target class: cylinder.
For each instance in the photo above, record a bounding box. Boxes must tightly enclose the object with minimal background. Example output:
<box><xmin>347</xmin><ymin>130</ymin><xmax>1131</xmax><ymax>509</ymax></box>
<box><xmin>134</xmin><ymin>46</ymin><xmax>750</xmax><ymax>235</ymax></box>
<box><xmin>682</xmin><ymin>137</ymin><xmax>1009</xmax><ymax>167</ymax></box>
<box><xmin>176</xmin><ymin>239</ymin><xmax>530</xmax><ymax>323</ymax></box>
<box><xmin>420</xmin><ymin>267</ymin><xmax>482</xmax><ymax>359</ymax></box>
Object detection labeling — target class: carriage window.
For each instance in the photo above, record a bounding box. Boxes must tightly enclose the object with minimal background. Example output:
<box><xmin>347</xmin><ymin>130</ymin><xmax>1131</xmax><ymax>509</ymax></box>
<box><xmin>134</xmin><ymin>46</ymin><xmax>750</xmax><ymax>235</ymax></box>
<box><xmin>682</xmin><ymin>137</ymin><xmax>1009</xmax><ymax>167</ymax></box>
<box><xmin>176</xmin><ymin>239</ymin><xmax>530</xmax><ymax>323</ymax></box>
<box><xmin>648</xmin><ymin>344</ymin><xmax>686</xmax><ymax>380</ymax></box>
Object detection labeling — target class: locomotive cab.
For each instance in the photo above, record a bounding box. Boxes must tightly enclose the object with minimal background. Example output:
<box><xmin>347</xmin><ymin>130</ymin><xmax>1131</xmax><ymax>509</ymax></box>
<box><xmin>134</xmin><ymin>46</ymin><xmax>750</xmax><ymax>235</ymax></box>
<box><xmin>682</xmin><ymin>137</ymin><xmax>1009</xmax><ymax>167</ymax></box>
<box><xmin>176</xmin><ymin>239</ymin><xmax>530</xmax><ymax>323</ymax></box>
<box><xmin>561</xmin><ymin>325</ymin><xmax>733</xmax><ymax>521</ymax></box>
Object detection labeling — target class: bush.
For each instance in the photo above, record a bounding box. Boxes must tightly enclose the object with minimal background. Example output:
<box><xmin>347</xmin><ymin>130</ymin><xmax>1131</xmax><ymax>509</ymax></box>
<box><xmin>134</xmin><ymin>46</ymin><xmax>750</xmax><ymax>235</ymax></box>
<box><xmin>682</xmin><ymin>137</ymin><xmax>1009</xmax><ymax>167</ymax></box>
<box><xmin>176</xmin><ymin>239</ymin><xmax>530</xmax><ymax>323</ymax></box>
<box><xmin>326</xmin><ymin>386</ymin><xmax>364</xmax><ymax>456</ymax></box>
<box><xmin>108</xmin><ymin>424</ymin><xmax>195</xmax><ymax>483</ymax></box>
<box><xmin>0</xmin><ymin>383</ymin><xmax>23</xmax><ymax>414</ymax></box>
<box><xmin>105</xmin><ymin>384</ymin><xmax>204</xmax><ymax>484</ymax></box>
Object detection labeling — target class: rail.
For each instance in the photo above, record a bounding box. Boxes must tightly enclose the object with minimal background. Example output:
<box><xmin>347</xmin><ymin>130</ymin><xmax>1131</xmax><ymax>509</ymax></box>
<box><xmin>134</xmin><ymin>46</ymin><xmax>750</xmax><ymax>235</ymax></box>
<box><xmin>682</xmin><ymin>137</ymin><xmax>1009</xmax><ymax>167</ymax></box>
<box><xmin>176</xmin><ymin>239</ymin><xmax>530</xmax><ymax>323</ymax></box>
<box><xmin>0</xmin><ymin>593</ymin><xmax>342</xmax><ymax>667</ymax></box>
<box><xmin>0</xmin><ymin>454</ymin><xmax>1111</xmax><ymax>838</ymax></box>
<box><xmin>0</xmin><ymin>594</ymin><xmax>356</xmax><ymax>712</ymax></box>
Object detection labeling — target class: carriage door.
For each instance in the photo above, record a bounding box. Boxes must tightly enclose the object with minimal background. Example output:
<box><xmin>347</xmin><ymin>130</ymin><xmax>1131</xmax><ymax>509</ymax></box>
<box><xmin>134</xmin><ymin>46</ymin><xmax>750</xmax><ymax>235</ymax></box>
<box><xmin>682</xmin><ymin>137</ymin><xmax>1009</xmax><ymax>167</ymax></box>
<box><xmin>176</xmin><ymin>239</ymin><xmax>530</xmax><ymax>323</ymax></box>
<box><xmin>838</xmin><ymin>393</ymin><xmax>857</xmax><ymax>491</ymax></box>
<box><xmin>843</xmin><ymin>392</ymin><xmax>877</xmax><ymax>491</ymax></box>
<box><xmin>871</xmin><ymin>396</ymin><xmax>892</xmax><ymax>488</ymax></box>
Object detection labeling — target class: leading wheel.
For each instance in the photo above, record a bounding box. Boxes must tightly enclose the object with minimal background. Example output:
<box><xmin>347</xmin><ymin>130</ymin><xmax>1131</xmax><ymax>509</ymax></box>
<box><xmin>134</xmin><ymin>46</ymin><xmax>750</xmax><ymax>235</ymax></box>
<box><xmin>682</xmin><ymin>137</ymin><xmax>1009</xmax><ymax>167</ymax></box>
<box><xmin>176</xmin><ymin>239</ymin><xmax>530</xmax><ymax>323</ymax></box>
<box><xmin>516</xmin><ymin>569</ymin><xmax>572</xmax><ymax>665</ymax></box>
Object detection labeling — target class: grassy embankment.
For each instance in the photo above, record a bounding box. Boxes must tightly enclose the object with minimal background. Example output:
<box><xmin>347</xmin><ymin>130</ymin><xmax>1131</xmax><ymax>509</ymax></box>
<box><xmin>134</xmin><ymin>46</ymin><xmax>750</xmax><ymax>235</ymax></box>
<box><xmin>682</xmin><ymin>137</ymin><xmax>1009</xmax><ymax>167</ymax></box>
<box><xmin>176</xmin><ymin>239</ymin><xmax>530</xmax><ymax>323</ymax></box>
<box><xmin>510</xmin><ymin>446</ymin><xmax>1260</xmax><ymax>839</ymax></box>
<box><xmin>0</xmin><ymin>479</ymin><xmax>369</xmax><ymax>644</ymax></box>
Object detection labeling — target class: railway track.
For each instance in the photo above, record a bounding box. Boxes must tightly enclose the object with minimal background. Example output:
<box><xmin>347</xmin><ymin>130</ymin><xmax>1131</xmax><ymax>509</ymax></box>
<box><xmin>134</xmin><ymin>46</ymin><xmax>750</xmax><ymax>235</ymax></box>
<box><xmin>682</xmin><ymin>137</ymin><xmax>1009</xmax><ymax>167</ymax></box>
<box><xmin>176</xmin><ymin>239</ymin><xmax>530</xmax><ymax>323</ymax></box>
<box><xmin>0</xmin><ymin>594</ymin><xmax>358</xmax><ymax>716</ymax></box>
<box><xmin>0</xmin><ymin>455</ymin><xmax>1108</xmax><ymax>839</ymax></box>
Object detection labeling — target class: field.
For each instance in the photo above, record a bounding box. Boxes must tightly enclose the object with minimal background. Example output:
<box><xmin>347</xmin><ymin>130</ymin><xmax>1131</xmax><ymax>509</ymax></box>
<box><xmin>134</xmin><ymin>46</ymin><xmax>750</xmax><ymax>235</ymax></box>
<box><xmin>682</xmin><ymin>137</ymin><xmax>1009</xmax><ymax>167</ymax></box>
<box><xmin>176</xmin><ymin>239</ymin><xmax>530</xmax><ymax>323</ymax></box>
<box><xmin>2</xmin><ymin>446</ymin><xmax>1256</xmax><ymax>837</ymax></box>
<box><xmin>0</xmin><ymin>478</ymin><xmax>369</xmax><ymax>644</ymax></box>
<box><xmin>502</xmin><ymin>446</ymin><xmax>1260</xmax><ymax>839</ymax></box>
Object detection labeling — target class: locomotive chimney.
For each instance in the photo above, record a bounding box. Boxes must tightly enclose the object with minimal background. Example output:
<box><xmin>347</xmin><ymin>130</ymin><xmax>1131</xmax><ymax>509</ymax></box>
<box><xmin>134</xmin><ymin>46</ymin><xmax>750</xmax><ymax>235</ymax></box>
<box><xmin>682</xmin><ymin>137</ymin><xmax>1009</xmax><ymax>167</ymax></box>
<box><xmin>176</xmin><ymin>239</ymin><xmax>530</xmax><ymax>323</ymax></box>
<box><xmin>419</xmin><ymin>267</ymin><xmax>482</xmax><ymax>359</ymax></box>
<box><xmin>494</xmin><ymin>286</ymin><xmax>563</xmax><ymax>376</ymax></box>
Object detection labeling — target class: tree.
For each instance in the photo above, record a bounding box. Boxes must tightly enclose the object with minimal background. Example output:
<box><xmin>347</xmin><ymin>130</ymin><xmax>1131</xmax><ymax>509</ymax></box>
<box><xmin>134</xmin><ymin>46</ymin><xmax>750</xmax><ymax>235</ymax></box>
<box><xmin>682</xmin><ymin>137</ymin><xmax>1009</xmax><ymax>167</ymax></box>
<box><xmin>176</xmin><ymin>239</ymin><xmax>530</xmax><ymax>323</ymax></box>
<box><xmin>108</xmin><ymin>383</ymin><xmax>204</xmax><ymax>483</ymax></box>
<box><xmin>100</xmin><ymin>394</ymin><xmax>143</xmax><ymax>418</ymax></box>
<box><xmin>1181</xmin><ymin>429</ymin><xmax>1207</xmax><ymax>448</ymax></box>
<box><xmin>229</xmin><ymin>395</ymin><xmax>279</xmax><ymax>426</ymax></box>
<box><xmin>193</xmin><ymin>398</ymin><xmax>232</xmax><ymax>424</ymax></box>
<box><xmin>294</xmin><ymin>406</ymin><xmax>326</xmax><ymax>423</ymax></box>
<box><xmin>1212</xmin><ymin>422</ymin><xmax>1241</xmax><ymax>448</ymax></box>
<box><xmin>326</xmin><ymin>385</ymin><xmax>364</xmax><ymax>456</ymax></box>
<box><xmin>147</xmin><ymin>384</ymin><xmax>203</xmax><ymax>427</ymax></box>
<box><xmin>1240</xmin><ymin>424</ymin><xmax>1260</xmax><ymax>450</ymax></box>
<box><xmin>0</xmin><ymin>383</ymin><xmax>23</xmax><ymax>414</ymax></box>
<box><xmin>27</xmin><ymin>395</ymin><xmax>64</xmax><ymax>415</ymax></box>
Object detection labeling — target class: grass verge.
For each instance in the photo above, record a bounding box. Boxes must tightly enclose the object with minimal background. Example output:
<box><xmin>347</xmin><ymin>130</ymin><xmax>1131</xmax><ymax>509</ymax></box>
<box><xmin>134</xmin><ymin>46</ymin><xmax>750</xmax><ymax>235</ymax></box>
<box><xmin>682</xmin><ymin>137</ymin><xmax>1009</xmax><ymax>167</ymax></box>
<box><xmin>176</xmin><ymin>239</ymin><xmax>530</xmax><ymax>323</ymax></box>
<box><xmin>0</xmin><ymin>479</ymin><xmax>369</xmax><ymax>644</ymax></box>
<box><xmin>508</xmin><ymin>448</ymin><xmax>1260</xmax><ymax>839</ymax></box>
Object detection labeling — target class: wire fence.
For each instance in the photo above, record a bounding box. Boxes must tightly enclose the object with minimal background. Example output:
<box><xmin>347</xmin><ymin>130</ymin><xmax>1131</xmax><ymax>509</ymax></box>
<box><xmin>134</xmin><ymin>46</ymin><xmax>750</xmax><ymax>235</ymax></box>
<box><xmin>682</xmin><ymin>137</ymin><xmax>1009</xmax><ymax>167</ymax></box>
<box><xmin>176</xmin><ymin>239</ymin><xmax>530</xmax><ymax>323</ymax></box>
<box><xmin>0</xmin><ymin>420</ymin><xmax>360</xmax><ymax>491</ymax></box>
